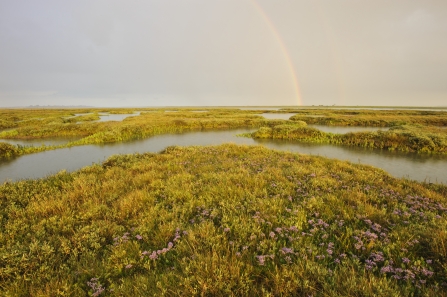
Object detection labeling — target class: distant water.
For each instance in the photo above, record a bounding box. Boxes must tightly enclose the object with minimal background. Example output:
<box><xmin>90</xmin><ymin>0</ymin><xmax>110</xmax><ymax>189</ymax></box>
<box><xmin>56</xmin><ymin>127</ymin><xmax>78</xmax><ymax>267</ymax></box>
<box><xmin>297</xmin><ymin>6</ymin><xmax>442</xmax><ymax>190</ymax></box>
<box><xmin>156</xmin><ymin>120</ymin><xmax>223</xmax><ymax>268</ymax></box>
<box><xmin>96</xmin><ymin>112</ymin><xmax>141</xmax><ymax>122</ymax></box>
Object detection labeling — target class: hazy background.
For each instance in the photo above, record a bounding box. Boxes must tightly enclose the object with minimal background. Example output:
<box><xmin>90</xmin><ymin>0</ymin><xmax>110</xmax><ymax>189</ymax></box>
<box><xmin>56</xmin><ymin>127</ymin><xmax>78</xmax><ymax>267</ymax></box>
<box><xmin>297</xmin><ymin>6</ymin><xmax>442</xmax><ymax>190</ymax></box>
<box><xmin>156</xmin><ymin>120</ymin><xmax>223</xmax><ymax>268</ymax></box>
<box><xmin>0</xmin><ymin>0</ymin><xmax>446</xmax><ymax>107</ymax></box>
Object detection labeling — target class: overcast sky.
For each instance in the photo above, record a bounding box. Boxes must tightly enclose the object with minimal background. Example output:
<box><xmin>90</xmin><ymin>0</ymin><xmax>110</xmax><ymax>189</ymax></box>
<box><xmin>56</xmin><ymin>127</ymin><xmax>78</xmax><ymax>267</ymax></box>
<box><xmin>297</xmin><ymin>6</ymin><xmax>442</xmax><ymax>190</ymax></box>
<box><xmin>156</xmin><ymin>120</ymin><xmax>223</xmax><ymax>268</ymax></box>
<box><xmin>0</xmin><ymin>0</ymin><xmax>446</xmax><ymax>107</ymax></box>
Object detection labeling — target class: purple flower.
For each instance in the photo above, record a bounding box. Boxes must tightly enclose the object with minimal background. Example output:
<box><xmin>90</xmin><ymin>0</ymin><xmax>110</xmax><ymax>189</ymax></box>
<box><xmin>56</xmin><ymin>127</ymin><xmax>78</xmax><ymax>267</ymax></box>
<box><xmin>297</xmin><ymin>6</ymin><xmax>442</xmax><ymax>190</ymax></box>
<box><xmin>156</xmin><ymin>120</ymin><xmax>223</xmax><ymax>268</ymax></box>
<box><xmin>135</xmin><ymin>235</ymin><xmax>143</xmax><ymax>240</ymax></box>
<box><xmin>380</xmin><ymin>265</ymin><xmax>394</xmax><ymax>274</ymax></box>
<box><xmin>125</xmin><ymin>264</ymin><xmax>132</xmax><ymax>269</ymax></box>
<box><xmin>421</xmin><ymin>268</ymin><xmax>434</xmax><ymax>277</ymax></box>
<box><xmin>269</xmin><ymin>232</ymin><xmax>276</xmax><ymax>238</ymax></box>
<box><xmin>256</xmin><ymin>255</ymin><xmax>266</xmax><ymax>266</ymax></box>
<box><xmin>281</xmin><ymin>247</ymin><xmax>294</xmax><ymax>254</ymax></box>
<box><xmin>224</xmin><ymin>227</ymin><xmax>230</xmax><ymax>233</ymax></box>
<box><xmin>402</xmin><ymin>257</ymin><xmax>410</xmax><ymax>264</ymax></box>
<box><xmin>149</xmin><ymin>251</ymin><xmax>158</xmax><ymax>260</ymax></box>
<box><xmin>289</xmin><ymin>226</ymin><xmax>298</xmax><ymax>232</ymax></box>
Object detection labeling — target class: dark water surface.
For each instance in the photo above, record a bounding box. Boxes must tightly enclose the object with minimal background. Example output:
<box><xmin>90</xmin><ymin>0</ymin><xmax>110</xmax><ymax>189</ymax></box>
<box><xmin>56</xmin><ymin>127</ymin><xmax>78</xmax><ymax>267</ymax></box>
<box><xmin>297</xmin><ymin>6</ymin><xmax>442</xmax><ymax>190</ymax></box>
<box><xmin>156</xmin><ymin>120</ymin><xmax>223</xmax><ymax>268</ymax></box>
<box><xmin>0</xmin><ymin>128</ymin><xmax>446</xmax><ymax>184</ymax></box>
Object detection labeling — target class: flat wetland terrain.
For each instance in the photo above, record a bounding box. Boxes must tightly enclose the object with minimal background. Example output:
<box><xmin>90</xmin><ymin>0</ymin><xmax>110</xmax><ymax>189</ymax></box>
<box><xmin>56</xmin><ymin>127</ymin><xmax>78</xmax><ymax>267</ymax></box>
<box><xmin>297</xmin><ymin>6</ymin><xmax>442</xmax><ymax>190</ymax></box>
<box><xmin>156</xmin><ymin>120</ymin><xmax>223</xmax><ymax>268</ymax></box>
<box><xmin>1</xmin><ymin>107</ymin><xmax>447</xmax><ymax>296</ymax></box>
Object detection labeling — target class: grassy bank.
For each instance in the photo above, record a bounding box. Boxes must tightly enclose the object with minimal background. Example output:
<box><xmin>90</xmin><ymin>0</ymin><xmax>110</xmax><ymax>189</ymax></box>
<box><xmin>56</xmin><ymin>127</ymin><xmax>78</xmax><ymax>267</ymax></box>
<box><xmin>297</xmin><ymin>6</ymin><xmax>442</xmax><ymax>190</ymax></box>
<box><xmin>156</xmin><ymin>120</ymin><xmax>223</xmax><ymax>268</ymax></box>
<box><xmin>1</xmin><ymin>107</ymin><xmax>446</xmax><ymax>159</ymax></box>
<box><xmin>1</xmin><ymin>144</ymin><xmax>446</xmax><ymax>296</ymax></box>
<box><xmin>0</xmin><ymin>108</ymin><xmax>274</xmax><ymax>159</ymax></box>
<box><xmin>287</xmin><ymin>109</ymin><xmax>447</xmax><ymax>127</ymax></box>
<box><xmin>246</xmin><ymin>123</ymin><xmax>447</xmax><ymax>154</ymax></box>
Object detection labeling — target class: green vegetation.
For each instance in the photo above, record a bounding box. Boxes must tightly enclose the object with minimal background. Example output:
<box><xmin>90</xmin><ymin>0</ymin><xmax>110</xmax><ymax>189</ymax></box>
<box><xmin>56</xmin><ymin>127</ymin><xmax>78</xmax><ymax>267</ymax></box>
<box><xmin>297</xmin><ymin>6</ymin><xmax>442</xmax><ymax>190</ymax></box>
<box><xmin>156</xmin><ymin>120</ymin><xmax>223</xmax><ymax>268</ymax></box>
<box><xmin>0</xmin><ymin>108</ymin><xmax>273</xmax><ymax>159</ymax></box>
<box><xmin>0</xmin><ymin>143</ymin><xmax>20</xmax><ymax>158</ymax></box>
<box><xmin>287</xmin><ymin>109</ymin><xmax>447</xmax><ymax>127</ymax></box>
<box><xmin>1</xmin><ymin>144</ymin><xmax>446</xmax><ymax>296</ymax></box>
<box><xmin>246</xmin><ymin>123</ymin><xmax>447</xmax><ymax>154</ymax></box>
<box><xmin>1</xmin><ymin>107</ymin><xmax>446</xmax><ymax>159</ymax></box>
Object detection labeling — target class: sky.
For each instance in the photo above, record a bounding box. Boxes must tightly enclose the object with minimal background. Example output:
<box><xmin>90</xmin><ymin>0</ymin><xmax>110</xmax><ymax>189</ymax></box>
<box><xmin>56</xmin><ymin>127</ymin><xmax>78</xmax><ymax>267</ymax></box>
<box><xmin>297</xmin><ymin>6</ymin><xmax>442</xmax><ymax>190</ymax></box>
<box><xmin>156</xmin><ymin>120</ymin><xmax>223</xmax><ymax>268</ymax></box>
<box><xmin>0</xmin><ymin>0</ymin><xmax>446</xmax><ymax>107</ymax></box>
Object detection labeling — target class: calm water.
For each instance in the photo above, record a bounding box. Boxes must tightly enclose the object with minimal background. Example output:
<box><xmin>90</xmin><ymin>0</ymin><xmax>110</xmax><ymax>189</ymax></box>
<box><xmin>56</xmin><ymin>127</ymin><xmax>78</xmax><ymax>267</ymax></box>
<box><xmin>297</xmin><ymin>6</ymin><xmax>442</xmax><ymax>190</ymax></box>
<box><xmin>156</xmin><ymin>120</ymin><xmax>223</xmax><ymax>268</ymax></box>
<box><xmin>0</xmin><ymin>128</ymin><xmax>446</xmax><ymax>184</ymax></box>
<box><xmin>97</xmin><ymin>112</ymin><xmax>141</xmax><ymax>122</ymax></box>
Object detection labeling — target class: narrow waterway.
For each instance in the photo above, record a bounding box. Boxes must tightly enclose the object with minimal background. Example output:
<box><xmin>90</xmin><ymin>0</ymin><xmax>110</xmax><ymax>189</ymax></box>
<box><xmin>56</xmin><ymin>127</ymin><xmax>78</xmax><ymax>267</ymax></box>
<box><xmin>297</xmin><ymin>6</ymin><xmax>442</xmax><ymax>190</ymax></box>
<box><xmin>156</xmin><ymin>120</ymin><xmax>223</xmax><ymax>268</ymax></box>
<box><xmin>1</xmin><ymin>128</ymin><xmax>446</xmax><ymax>184</ymax></box>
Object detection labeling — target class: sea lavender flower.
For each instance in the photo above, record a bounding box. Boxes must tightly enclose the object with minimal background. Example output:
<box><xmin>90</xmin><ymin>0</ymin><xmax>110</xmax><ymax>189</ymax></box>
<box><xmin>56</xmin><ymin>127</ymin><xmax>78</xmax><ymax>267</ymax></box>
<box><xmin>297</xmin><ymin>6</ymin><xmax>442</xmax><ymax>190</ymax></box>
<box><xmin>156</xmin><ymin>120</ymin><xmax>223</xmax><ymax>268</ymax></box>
<box><xmin>135</xmin><ymin>235</ymin><xmax>143</xmax><ymax>240</ymax></box>
<box><xmin>289</xmin><ymin>226</ymin><xmax>298</xmax><ymax>232</ymax></box>
<box><xmin>281</xmin><ymin>247</ymin><xmax>294</xmax><ymax>254</ymax></box>
<box><xmin>421</xmin><ymin>268</ymin><xmax>434</xmax><ymax>277</ymax></box>
<box><xmin>402</xmin><ymin>257</ymin><xmax>410</xmax><ymax>264</ymax></box>
<box><xmin>370</xmin><ymin>252</ymin><xmax>385</xmax><ymax>262</ymax></box>
<box><xmin>380</xmin><ymin>265</ymin><xmax>394</xmax><ymax>274</ymax></box>
<box><xmin>256</xmin><ymin>255</ymin><xmax>266</xmax><ymax>266</ymax></box>
<box><xmin>125</xmin><ymin>264</ymin><xmax>132</xmax><ymax>269</ymax></box>
<box><xmin>269</xmin><ymin>232</ymin><xmax>276</xmax><ymax>238</ymax></box>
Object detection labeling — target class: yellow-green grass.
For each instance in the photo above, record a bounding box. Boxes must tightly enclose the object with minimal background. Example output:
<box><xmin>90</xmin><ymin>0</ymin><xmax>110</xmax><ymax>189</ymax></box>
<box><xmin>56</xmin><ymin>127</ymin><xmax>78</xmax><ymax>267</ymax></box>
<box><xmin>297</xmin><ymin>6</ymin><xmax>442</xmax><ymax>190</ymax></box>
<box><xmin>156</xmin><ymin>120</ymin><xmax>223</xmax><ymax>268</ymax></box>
<box><xmin>0</xmin><ymin>108</ymin><xmax>275</xmax><ymax>159</ymax></box>
<box><xmin>1</xmin><ymin>108</ymin><xmax>447</xmax><ymax>159</ymax></box>
<box><xmin>246</xmin><ymin>123</ymin><xmax>447</xmax><ymax>154</ymax></box>
<box><xmin>288</xmin><ymin>109</ymin><xmax>447</xmax><ymax>127</ymax></box>
<box><xmin>1</xmin><ymin>144</ymin><xmax>446</xmax><ymax>296</ymax></box>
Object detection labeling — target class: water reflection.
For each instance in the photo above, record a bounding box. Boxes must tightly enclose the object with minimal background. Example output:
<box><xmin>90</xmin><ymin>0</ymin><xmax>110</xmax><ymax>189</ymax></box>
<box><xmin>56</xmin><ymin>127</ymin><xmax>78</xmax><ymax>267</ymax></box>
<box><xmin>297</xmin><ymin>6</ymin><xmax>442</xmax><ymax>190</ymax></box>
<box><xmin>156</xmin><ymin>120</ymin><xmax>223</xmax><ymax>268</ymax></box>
<box><xmin>96</xmin><ymin>112</ymin><xmax>141</xmax><ymax>122</ymax></box>
<box><xmin>0</xmin><ymin>128</ymin><xmax>446</xmax><ymax>184</ymax></box>
<box><xmin>255</xmin><ymin>138</ymin><xmax>447</xmax><ymax>184</ymax></box>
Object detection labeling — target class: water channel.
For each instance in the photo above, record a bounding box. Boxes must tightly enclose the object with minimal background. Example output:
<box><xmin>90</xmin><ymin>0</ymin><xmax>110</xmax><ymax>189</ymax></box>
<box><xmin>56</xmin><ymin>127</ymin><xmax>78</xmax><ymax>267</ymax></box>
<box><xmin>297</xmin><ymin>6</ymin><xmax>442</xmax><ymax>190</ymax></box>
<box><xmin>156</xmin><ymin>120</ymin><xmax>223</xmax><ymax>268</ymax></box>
<box><xmin>1</xmin><ymin>128</ymin><xmax>446</xmax><ymax>184</ymax></box>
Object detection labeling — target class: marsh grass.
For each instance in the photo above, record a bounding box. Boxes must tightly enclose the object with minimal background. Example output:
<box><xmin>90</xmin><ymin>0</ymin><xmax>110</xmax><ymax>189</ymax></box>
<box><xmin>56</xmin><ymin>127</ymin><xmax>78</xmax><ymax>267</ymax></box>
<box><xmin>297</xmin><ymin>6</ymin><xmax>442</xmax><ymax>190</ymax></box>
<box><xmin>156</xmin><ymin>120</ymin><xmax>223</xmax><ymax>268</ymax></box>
<box><xmin>0</xmin><ymin>108</ymin><xmax>274</xmax><ymax>159</ymax></box>
<box><xmin>288</xmin><ymin>109</ymin><xmax>447</xmax><ymax>127</ymax></box>
<box><xmin>2</xmin><ymin>108</ymin><xmax>446</xmax><ymax>159</ymax></box>
<box><xmin>1</xmin><ymin>144</ymin><xmax>446</xmax><ymax>296</ymax></box>
<box><xmin>247</xmin><ymin>123</ymin><xmax>447</xmax><ymax>154</ymax></box>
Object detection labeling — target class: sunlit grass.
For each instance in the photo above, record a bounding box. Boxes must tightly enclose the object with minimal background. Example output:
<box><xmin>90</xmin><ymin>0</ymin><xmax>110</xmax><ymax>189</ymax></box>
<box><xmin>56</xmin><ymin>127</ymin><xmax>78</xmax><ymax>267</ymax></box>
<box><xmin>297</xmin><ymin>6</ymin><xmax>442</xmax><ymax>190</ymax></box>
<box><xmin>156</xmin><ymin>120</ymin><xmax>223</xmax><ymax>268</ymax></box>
<box><xmin>1</xmin><ymin>144</ymin><xmax>446</xmax><ymax>296</ymax></box>
<box><xmin>246</xmin><ymin>123</ymin><xmax>447</xmax><ymax>154</ymax></box>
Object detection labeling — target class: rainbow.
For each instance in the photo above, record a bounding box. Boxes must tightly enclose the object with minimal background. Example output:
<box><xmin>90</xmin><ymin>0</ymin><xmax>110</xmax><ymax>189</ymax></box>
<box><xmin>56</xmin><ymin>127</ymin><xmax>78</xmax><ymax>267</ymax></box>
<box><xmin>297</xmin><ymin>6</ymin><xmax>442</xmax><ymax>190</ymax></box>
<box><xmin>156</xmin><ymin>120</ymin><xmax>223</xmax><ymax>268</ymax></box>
<box><xmin>250</xmin><ymin>0</ymin><xmax>303</xmax><ymax>106</ymax></box>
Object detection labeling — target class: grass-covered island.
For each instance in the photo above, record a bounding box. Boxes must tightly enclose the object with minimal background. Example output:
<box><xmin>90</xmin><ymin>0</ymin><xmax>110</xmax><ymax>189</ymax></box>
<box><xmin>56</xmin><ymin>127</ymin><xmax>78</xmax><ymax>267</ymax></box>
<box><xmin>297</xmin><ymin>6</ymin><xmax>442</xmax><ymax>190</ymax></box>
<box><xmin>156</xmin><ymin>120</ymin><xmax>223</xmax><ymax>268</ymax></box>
<box><xmin>244</xmin><ymin>122</ymin><xmax>447</xmax><ymax>154</ymax></box>
<box><xmin>1</xmin><ymin>144</ymin><xmax>446</xmax><ymax>296</ymax></box>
